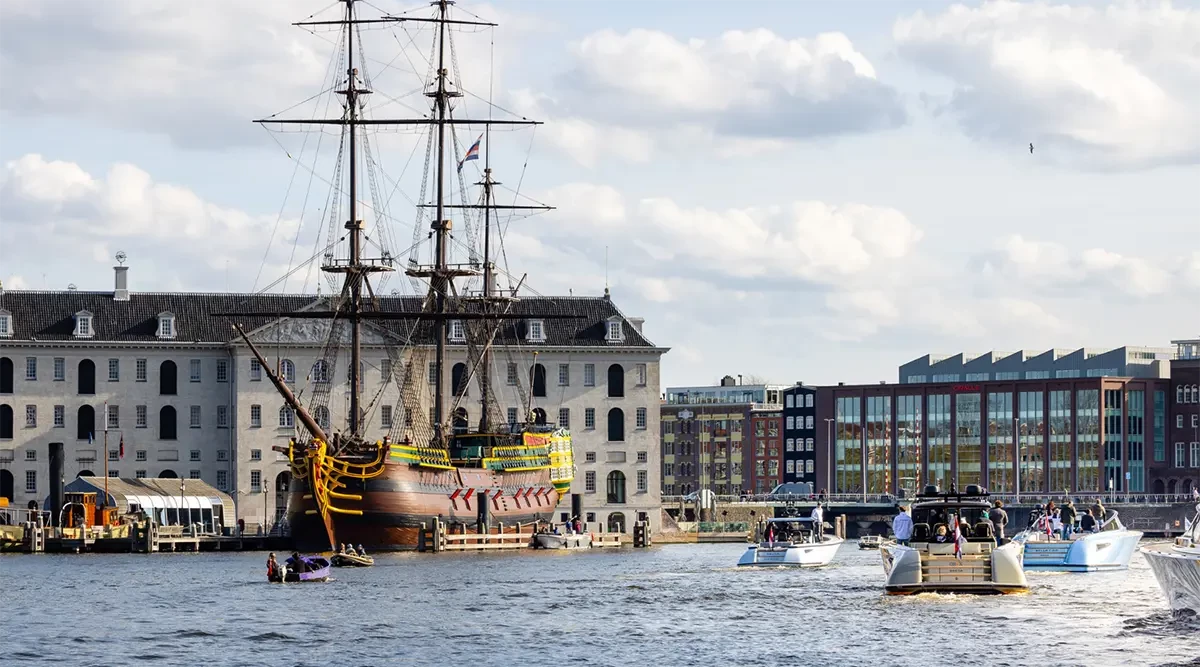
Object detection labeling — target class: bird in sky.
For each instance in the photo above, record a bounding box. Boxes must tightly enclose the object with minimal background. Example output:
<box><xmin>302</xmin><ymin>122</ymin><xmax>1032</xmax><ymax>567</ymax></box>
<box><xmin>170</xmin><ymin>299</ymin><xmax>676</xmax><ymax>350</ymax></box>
<box><xmin>1029</xmin><ymin>143</ymin><xmax>1034</xmax><ymax>154</ymax></box>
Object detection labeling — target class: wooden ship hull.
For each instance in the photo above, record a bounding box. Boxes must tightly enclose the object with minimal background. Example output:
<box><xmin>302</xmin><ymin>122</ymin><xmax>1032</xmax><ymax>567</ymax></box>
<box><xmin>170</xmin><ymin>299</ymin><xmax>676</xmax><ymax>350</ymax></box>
<box><xmin>287</xmin><ymin>462</ymin><xmax>564</xmax><ymax>551</ymax></box>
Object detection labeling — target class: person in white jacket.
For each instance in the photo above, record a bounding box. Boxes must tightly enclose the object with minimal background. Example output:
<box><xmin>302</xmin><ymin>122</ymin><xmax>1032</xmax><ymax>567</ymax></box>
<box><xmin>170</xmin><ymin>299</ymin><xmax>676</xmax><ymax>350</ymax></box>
<box><xmin>811</xmin><ymin>504</ymin><xmax>825</xmax><ymax>541</ymax></box>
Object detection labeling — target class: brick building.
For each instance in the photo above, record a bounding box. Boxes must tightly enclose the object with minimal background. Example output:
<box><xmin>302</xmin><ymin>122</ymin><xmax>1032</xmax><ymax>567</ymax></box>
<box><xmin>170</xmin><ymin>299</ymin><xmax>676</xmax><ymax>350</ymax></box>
<box><xmin>660</xmin><ymin>377</ymin><xmax>786</xmax><ymax>496</ymax></box>
<box><xmin>1165</xmin><ymin>338</ymin><xmax>1200</xmax><ymax>494</ymax></box>
<box><xmin>782</xmin><ymin>383</ymin><xmax>817</xmax><ymax>486</ymax></box>
<box><xmin>814</xmin><ymin>376</ymin><xmax>1173</xmax><ymax>498</ymax></box>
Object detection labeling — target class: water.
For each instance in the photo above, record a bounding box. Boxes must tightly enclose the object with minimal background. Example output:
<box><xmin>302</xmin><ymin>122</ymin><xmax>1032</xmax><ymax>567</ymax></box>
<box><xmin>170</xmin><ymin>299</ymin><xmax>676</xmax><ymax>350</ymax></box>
<box><xmin>2</xmin><ymin>544</ymin><xmax>1198</xmax><ymax>667</ymax></box>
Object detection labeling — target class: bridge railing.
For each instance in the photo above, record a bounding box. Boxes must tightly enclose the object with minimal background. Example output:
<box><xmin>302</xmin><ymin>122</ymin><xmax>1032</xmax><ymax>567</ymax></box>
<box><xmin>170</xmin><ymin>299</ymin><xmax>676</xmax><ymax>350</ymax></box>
<box><xmin>661</xmin><ymin>492</ymin><xmax>1200</xmax><ymax>506</ymax></box>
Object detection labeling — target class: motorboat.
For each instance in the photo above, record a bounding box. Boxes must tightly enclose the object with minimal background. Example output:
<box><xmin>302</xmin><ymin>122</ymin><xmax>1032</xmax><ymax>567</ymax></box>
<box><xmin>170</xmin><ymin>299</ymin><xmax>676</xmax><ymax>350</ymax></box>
<box><xmin>1140</xmin><ymin>503</ymin><xmax>1200</xmax><ymax>615</ymax></box>
<box><xmin>737</xmin><ymin>516</ymin><xmax>843</xmax><ymax>567</ymax></box>
<box><xmin>859</xmin><ymin>535</ymin><xmax>883</xmax><ymax>550</ymax></box>
<box><xmin>281</xmin><ymin>555</ymin><xmax>331</xmax><ymax>582</ymax></box>
<box><xmin>1014</xmin><ymin>510</ymin><xmax>1142</xmax><ymax>572</ymax></box>
<box><xmin>533</xmin><ymin>532</ymin><xmax>592</xmax><ymax>549</ymax></box>
<box><xmin>881</xmin><ymin>485</ymin><xmax>1027</xmax><ymax>595</ymax></box>
<box><xmin>331</xmin><ymin>552</ymin><xmax>375</xmax><ymax>567</ymax></box>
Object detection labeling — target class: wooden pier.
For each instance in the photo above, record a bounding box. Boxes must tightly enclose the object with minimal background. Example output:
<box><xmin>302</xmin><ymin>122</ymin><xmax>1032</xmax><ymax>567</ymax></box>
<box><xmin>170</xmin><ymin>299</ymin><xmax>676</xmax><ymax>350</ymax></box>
<box><xmin>420</xmin><ymin>518</ymin><xmax>631</xmax><ymax>553</ymax></box>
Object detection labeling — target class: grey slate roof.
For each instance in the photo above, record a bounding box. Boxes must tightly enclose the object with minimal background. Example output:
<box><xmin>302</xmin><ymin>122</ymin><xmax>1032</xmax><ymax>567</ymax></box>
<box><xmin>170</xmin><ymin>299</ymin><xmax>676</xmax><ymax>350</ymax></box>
<box><xmin>0</xmin><ymin>290</ymin><xmax>658</xmax><ymax>348</ymax></box>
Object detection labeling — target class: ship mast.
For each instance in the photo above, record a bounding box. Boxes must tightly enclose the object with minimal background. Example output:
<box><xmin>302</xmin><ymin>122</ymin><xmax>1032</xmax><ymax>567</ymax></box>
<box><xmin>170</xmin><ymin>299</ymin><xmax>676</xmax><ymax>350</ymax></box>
<box><xmin>345</xmin><ymin>0</ymin><xmax>364</xmax><ymax>436</ymax></box>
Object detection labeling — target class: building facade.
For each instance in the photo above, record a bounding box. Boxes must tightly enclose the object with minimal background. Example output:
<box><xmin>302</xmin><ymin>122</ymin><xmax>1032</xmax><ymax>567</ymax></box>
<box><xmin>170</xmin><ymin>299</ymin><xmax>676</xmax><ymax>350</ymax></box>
<box><xmin>1166</xmin><ymin>338</ymin><xmax>1200</xmax><ymax>494</ymax></box>
<box><xmin>661</xmin><ymin>377</ymin><xmax>786</xmax><ymax>496</ymax></box>
<box><xmin>814</xmin><ymin>376</ymin><xmax>1176</xmax><ymax>498</ymax></box>
<box><xmin>782</xmin><ymin>384</ymin><xmax>817</xmax><ymax>486</ymax></box>
<box><xmin>0</xmin><ymin>270</ymin><xmax>667</xmax><ymax>533</ymax></box>
<box><xmin>900</xmin><ymin>346</ymin><xmax>1173</xmax><ymax>384</ymax></box>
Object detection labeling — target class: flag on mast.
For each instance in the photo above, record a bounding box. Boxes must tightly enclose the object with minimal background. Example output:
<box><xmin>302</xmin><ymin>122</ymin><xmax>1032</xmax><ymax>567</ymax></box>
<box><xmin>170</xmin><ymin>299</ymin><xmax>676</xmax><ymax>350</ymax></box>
<box><xmin>457</xmin><ymin>134</ymin><xmax>483</xmax><ymax>172</ymax></box>
<box><xmin>952</xmin><ymin>513</ymin><xmax>964</xmax><ymax>561</ymax></box>
<box><xmin>119</xmin><ymin>435</ymin><xmax>125</xmax><ymax>459</ymax></box>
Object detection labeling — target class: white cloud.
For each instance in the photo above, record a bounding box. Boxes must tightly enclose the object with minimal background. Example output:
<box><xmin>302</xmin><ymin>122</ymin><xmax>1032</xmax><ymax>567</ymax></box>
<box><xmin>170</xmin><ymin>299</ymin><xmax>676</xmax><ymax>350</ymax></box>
<box><xmin>0</xmin><ymin>154</ymin><xmax>306</xmax><ymax>292</ymax></box>
<box><xmin>979</xmin><ymin>234</ymin><xmax>1190</xmax><ymax>298</ymax></box>
<box><xmin>895</xmin><ymin>0</ymin><xmax>1200</xmax><ymax>168</ymax></box>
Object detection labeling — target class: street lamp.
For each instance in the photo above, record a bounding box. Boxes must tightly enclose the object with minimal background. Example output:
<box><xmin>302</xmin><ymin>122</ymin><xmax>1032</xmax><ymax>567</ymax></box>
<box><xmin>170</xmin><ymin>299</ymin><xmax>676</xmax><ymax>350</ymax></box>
<box><xmin>179</xmin><ymin>479</ymin><xmax>186</xmax><ymax>530</ymax></box>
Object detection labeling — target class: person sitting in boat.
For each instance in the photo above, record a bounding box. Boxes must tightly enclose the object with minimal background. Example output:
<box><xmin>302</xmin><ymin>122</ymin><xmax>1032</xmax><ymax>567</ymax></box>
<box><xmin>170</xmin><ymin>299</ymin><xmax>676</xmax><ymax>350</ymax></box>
<box><xmin>266</xmin><ymin>553</ymin><xmax>281</xmax><ymax>582</ymax></box>
<box><xmin>933</xmin><ymin>525</ymin><xmax>949</xmax><ymax>543</ymax></box>
<box><xmin>338</xmin><ymin>542</ymin><xmax>347</xmax><ymax>554</ymax></box>
<box><xmin>1080</xmin><ymin>509</ymin><xmax>1098</xmax><ymax>533</ymax></box>
<box><xmin>573</xmin><ymin>518</ymin><xmax>582</xmax><ymax>534</ymax></box>
<box><xmin>345</xmin><ymin>544</ymin><xmax>358</xmax><ymax>556</ymax></box>
<box><xmin>285</xmin><ymin>551</ymin><xmax>306</xmax><ymax>573</ymax></box>
<box><xmin>356</xmin><ymin>544</ymin><xmax>366</xmax><ymax>556</ymax></box>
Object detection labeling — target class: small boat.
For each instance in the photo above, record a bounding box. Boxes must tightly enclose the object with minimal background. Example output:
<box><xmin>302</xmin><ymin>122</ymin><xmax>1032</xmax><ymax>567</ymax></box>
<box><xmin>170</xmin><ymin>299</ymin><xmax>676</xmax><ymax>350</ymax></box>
<box><xmin>533</xmin><ymin>532</ymin><xmax>592</xmax><ymax>550</ymax></box>
<box><xmin>881</xmin><ymin>485</ymin><xmax>1027</xmax><ymax>595</ymax></box>
<box><xmin>1140</xmin><ymin>503</ymin><xmax>1200</xmax><ymax>615</ymax></box>
<box><xmin>859</xmin><ymin>535</ymin><xmax>883</xmax><ymax>550</ymax></box>
<box><xmin>1014</xmin><ymin>510</ymin><xmax>1142</xmax><ymax>572</ymax></box>
<box><xmin>331</xmin><ymin>552</ymin><xmax>375</xmax><ymax>567</ymax></box>
<box><xmin>738</xmin><ymin>516</ymin><xmax>843</xmax><ymax>567</ymax></box>
<box><xmin>282</xmin><ymin>555</ymin><xmax>331</xmax><ymax>583</ymax></box>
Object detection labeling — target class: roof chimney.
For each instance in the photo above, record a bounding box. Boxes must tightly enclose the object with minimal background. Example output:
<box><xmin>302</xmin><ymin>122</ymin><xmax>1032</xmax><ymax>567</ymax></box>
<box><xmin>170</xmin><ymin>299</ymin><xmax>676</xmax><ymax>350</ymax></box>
<box><xmin>628</xmin><ymin>317</ymin><xmax>644</xmax><ymax>334</ymax></box>
<box><xmin>114</xmin><ymin>266</ymin><xmax>129</xmax><ymax>301</ymax></box>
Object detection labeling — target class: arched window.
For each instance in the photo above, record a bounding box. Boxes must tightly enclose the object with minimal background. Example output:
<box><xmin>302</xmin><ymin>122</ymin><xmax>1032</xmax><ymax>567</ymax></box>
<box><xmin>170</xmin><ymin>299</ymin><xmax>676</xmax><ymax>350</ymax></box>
<box><xmin>1193</xmin><ymin>384</ymin><xmax>1200</xmax><ymax>403</ymax></box>
<box><xmin>1178</xmin><ymin>386</ymin><xmax>1185</xmax><ymax>404</ymax></box>
<box><xmin>452</xmin><ymin>362</ymin><xmax>469</xmax><ymax>397</ymax></box>
<box><xmin>1152</xmin><ymin>479</ymin><xmax>1165</xmax><ymax>494</ymax></box>
<box><xmin>606</xmin><ymin>472</ymin><xmax>626</xmax><ymax>504</ymax></box>
<box><xmin>0</xmin><ymin>469</ymin><xmax>13</xmax><ymax>502</ymax></box>
<box><xmin>314</xmin><ymin>406</ymin><xmax>331</xmax><ymax>431</ymax></box>
<box><xmin>607</xmin><ymin>364</ymin><xmax>624</xmax><ymax>398</ymax></box>
<box><xmin>532</xmin><ymin>408</ymin><xmax>547</xmax><ymax>425</ymax></box>
<box><xmin>160</xmin><ymin>360</ymin><xmax>177</xmax><ymax>395</ymax></box>
<box><xmin>0</xmin><ymin>357</ymin><xmax>12</xmax><ymax>394</ymax></box>
<box><xmin>78</xmin><ymin>359</ymin><xmax>96</xmax><ymax>395</ymax></box>
<box><xmin>280</xmin><ymin>359</ymin><xmax>295</xmax><ymax>384</ymax></box>
<box><xmin>159</xmin><ymin>406</ymin><xmax>177</xmax><ymax>440</ymax></box>
<box><xmin>279</xmin><ymin>406</ymin><xmax>295</xmax><ymax>428</ymax></box>
<box><xmin>607</xmin><ymin>408</ymin><xmax>625</xmax><ymax>442</ymax></box>
<box><xmin>312</xmin><ymin>360</ymin><xmax>330</xmax><ymax>384</ymax></box>
<box><xmin>77</xmin><ymin>470</ymin><xmax>95</xmax><ymax>478</ymax></box>
<box><xmin>77</xmin><ymin>405</ymin><xmax>95</xmax><ymax>440</ymax></box>
<box><xmin>159</xmin><ymin>469</ymin><xmax>178</xmax><ymax>479</ymax></box>
<box><xmin>0</xmin><ymin>404</ymin><xmax>12</xmax><ymax>439</ymax></box>
<box><xmin>452</xmin><ymin>407</ymin><xmax>469</xmax><ymax>434</ymax></box>
<box><xmin>530</xmin><ymin>364</ymin><xmax>546</xmax><ymax>398</ymax></box>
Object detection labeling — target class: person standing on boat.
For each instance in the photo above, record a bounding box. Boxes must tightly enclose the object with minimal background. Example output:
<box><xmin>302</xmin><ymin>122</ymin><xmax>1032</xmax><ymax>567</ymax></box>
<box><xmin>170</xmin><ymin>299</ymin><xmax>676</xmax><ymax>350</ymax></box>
<box><xmin>266</xmin><ymin>553</ymin><xmax>281</xmax><ymax>582</ymax></box>
<box><xmin>989</xmin><ymin>501</ymin><xmax>1009</xmax><ymax>543</ymax></box>
<box><xmin>892</xmin><ymin>505</ymin><xmax>913</xmax><ymax>546</ymax></box>
<box><xmin>1061</xmin><ymin>502</ymin><xmax>1078</xmax><ymax>539</ymax></box>
<box><xmin>811</xmin><ymin>504</ymin><xmax>825</xmax><ymax>541</ymax></box>
<box><xmin>1091</xmin><ymin>500</ymin><xmax>1107</xmax><ymax>530</ymax></box>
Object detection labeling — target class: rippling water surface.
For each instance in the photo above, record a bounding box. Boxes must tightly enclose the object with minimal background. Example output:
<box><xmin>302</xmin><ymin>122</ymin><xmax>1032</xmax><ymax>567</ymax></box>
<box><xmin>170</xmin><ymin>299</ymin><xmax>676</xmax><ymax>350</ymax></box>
<box><xmin>3</xmin><ymin>543</ymin><xmax>1198</xmax><ymax>666</ymax></box>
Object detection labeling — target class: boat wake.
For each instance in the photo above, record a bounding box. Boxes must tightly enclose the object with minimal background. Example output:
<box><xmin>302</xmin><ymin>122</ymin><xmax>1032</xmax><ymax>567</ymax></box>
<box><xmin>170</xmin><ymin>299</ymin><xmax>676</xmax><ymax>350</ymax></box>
<box><xmin>1120</xmin><ymin>610</ymin><xmax>1200</xmax><ymax>639</ymax></box>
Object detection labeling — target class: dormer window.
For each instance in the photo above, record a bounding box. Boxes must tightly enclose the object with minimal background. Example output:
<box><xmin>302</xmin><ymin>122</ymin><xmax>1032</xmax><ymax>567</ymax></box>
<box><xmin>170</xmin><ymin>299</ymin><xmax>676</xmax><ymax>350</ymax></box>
<box><xmin>0</xmin><ymin>309</ymin><xmax>11</xmax><ymax>338</ymax></box>
<box><xmin>74</xmin><ymin>311</ymin><xmax>94</xmax><ymax>338</ymax></box>
<box><xmin>606</xmin><ymin>317</ymin><xmax>624</xmax><ymax>343</ymax></box>
<box><xmin>157</xmin><ymin>312</ymin><xmax>176</xmax><ymax>340</ymax></box>
<box><xmin>449</xmin><ymin>320</ymin><xmax>466</xmax><ymax>342</ymax></box>
<box><xmin>526</xmin><ymin>319</ymin><xmax>546</xmax><ymax>343</ymax></box>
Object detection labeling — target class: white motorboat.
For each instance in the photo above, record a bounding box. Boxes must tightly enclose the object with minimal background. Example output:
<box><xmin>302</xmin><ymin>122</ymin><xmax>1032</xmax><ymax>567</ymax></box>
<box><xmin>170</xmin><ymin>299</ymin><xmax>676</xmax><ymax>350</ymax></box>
<box><xmin>533</xmin><ymin>532</ymin><xmax>592</xmax><ymax>549</ymax></box>
<box><xmin>1140</xmin><ymin>503</ymin><xmax>1200</xmax><ymax>615</ymax></box>
<box><xmin>881</xmin><ymin>485</ymin><xmax>1027</xmax><ymax>595</ymax></box>
<box><xmin>738</xmin><ymin>517</ymin><xmax>843</xmax><ymax>567</ymax></box>
<box><xmin>1014</xmin><ymin>510</ymin><xmax>1142</xmax><ymax>572</ymax></box>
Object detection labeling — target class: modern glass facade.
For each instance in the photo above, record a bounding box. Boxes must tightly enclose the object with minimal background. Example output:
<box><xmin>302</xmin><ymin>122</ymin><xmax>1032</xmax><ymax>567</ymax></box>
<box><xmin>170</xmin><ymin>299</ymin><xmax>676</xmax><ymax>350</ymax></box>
<box><xmin>1018</xmin><ymin>391</ymin><xmax>1045</xmax><ymax>493</ymax></box>
<box><xmin>986</xmin><ymin>391</ymin><xmax>1014</xmax><ymax>493</ymax></box>
<box><xmin>927</xmin><ymin>394</ymin><xmax>951</xmax><ymax>489</ymax></box>
<box><xmin>955</xmin><ymin>393</ymin><xmax>982</xmax><ymax>489</ymax></box>
<box><xmin>834</xmin><ymin>395</ymin><xmax>861</xmax><ymax>494</ymax></box>
<box><xmin>1077</xmin><ymin>389</ymin><xmax>1101</xmax><ymax>492</ymax></box>
<box><xmin>1127</xmin><ymin>389</ymin><xmax>1144</xmax><ymax>492</ymax></box>
<box><xmin>865</xmin><ymin>396</ymin><xmax>892</xmax><ymax>494</ymax></box>
<box><xmin>1104</xmin><ymin>389</ymin><xmax>1124</xmax><ymax>492</ymax></box>
<box><xmin>896</xmin><ymin>395</ymin><xmax>922</xmax><ymax>496</ymax></box>
<box><xmin>1048</xmin><ymin>390</ymin><xmax>1072</xmax><ymax>493</ymax></box>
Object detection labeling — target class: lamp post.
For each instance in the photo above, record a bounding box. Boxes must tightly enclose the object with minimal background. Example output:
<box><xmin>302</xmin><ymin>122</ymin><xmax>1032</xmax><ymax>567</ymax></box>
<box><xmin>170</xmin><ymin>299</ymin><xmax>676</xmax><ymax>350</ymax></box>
<box><xmin>824</xmin><ymin>418</ymin><xmax>835</xmax><ymax>497</ymax></box>
<box><xmin>179</xmin><ymin>479</ymin><xmax>186</xmax><ymax>530</ymax></box>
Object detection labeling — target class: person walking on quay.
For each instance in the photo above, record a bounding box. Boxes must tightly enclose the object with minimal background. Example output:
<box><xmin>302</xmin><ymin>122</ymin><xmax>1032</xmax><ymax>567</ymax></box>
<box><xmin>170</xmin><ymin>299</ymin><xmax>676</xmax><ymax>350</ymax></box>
<box><xmin>989</xmin><ymin>500</ymin><xmax>1009</xmax><ymax>543</ymax></box>
<box><xmin>892</xmin><ymin>505</ymin><xmax>913</xmax><ymax>546</ymax></box>
<box><xmin>1060</xmin><ymin>501</ymin><xmax>1078</xmax><ymax>539</ymax></box>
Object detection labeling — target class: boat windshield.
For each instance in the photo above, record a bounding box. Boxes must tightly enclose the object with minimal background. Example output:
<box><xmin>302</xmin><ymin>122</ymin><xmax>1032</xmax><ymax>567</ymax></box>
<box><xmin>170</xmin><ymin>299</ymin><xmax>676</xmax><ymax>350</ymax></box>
<box><xmin>912</xmin><ymin>504</ymin><xmax>991</xmax><ymax>528</ymax></box>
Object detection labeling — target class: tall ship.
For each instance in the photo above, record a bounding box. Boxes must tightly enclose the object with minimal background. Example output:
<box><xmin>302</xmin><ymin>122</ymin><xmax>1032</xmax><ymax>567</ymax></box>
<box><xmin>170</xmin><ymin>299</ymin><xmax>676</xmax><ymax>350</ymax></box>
<box><xmin>233</xmin><ymin>0</ymin><xmax>580</xmax><ymax>551</ymax></box>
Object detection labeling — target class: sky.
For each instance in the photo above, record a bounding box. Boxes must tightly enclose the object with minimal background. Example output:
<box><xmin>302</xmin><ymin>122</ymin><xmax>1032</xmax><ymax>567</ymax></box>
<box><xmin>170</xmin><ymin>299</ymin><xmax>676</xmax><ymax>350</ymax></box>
<box><xmin>1</xmin><ymin>0</ymin><xmax>1198</xmax><ymax>389</ymax></box>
